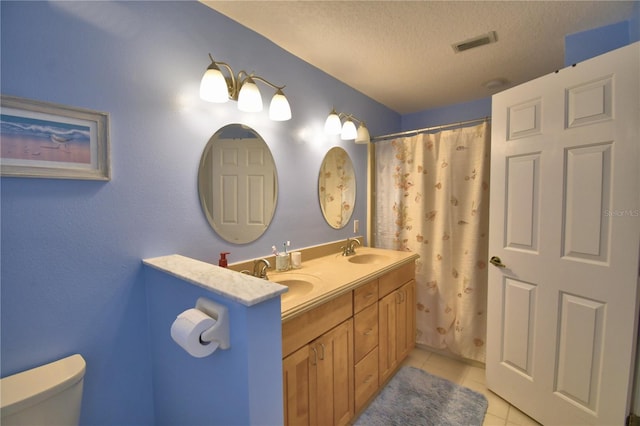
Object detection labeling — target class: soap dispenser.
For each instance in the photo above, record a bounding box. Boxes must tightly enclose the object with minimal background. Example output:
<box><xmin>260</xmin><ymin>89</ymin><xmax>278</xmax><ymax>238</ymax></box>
<box><xmin>219</xmin><ymin>252</ymin><xmax>230</xmax><ymax>268</ymax></box>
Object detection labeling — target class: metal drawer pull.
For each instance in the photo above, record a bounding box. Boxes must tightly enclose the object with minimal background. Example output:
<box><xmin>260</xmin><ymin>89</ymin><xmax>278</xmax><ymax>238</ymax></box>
<box><xmin>363</xmin><ymin>328</ymin><xmax>373</xmax><ymax>336</ymax></box>
<box><xmin>363</xmin><ymin>375</ymin><xmax>373</xmax><ymax>384</ymax></box>
<box><xmin>319</xmin><ymin>343</ymin><xmax>326</xmax><ymax>360</ymax></box>
<box><xmin>311</xmin><ymin>347</ymin><xmax>318</xmax><ymax>365</ymax></box>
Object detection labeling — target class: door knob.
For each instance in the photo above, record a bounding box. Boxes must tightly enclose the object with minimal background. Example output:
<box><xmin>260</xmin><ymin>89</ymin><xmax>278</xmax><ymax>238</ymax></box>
<box><xmin>489</xmin><ymin>256</ymin><xmax>506</xmax><ymax>268</ymax></box>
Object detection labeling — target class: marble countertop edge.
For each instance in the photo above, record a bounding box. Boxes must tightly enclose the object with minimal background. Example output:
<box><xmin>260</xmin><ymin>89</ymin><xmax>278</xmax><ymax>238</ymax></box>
<box><xmin>143</xmin><ymin>254</ymin><xmax>287</xmax><ymax>307</ymax></box>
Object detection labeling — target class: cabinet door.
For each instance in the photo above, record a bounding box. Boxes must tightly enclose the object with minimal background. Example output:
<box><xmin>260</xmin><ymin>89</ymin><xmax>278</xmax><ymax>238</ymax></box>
<box><xmin>379</xmin><ymin>280</ymin><xmax>416</xmax><ymax>384</ymax></box>
<box><xmin>310</xmin><ymin>319</ymin><xmax>354</xmax><ymax>426</ymax></box>
<box><xmin>283</xmin><ymin>345</ymin><xmax>311</xmax><ymax>426</ymax></box>
<box><xmin>398</xmin><ymin>280</ymin><xmax>416</xmax><ymax>361</ymax></box>
<box><xmin>378</xmin><ymin>290</ymin><xmax>398</xmax><ymax>384</ymax></box>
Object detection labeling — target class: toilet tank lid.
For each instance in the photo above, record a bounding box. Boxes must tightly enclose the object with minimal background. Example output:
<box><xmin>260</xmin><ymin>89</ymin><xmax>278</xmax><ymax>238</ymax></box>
<box><xmin>0</xmin><ymin>354</ymin><xmax>86</xmax><ymax>414</ymax></box>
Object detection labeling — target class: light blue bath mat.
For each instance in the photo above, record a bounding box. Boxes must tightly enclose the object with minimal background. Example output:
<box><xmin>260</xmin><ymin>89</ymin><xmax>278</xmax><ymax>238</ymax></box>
<box><xmin>354</xmin><ymin>366</ymin><xmax>488</xmax><ymax>426</ymax></box>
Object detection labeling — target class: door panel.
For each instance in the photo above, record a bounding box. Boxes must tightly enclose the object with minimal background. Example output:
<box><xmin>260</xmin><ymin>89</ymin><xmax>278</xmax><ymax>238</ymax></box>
<box><xmin>566</xmin><ymin>77</ymin><xmax>612</xmax><ymax>127</ymax></box>
<box><xmin>555</xmin><ymin>294</ymin><xmax>604</xmax><ymax>411</ymax></box>
<box><xmin>502</xmin><ymin>278</ymin><xmax>536</xmax><ymax>377</ymax></box>
<box><xmin>562</xmin><ymin>143</ymin><xmax>611</xmax><ymax>262</ymax></box>
<box><xmin>487</xmin><ymin>43</ymin><xmax>640</xmax><ymax>425</ymax></box>
<box><xmin>505</xmin><ymin>154</ymin><xmax>540</xmax><ymax>250</ymax></box>
<box><xmin>508</xmin><ymin>98</ymin><xmax>542</xmax><ymax>140</ymax></box>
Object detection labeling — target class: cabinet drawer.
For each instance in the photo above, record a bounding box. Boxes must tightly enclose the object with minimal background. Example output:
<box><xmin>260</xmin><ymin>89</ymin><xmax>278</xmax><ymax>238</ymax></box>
<box><xmin>353</xmin><ymin>279</ymin><xmax>378</xmax><ymax>313</ymax></box>
<box><xmin>354</xmin><ymin>303</ymin><xmax>378</xmax><ymax>362</ymax></box>
<box><xmin>378</xmin><ymin>261</ymin><xmax>415</xmax><ymax>298</ymax></box>
<box><xmin>282</xmin><ymin>292</ymin><xmax>353</xmax><ymax>358</ymax></box>
<box><xmin>354</xmin><ymin>347</ymin><xmax>379</xmax><ymax>413</ymax></box>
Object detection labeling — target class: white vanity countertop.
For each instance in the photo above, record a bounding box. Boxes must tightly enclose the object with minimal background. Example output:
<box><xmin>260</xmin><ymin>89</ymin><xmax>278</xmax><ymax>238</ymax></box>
<box><xmin>143</xmin><ymin>254</ymin><xmax>287</xmax><ymax>307</ymax></box>
<box><xmin>268</xmin><ymin>246</ymin><xmax>419</xmax><ymax>321</ymax></box>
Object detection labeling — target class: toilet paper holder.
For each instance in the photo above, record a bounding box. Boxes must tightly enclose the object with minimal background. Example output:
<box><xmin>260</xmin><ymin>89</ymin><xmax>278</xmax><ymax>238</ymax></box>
<box><xmin>195</xmin><ymin>297</ymin><xmax>230</xmax><ymax>350</ymax></box>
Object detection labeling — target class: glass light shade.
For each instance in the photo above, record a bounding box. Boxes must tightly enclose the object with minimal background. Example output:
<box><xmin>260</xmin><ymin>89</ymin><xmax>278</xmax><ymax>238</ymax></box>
<box><xmin>269</xmin><ymin>89</ymin><xmax>291</xmax><ymax>121</ymax></box>
<box><xmin>200</xmin><ymin>66</ymin><xmax>230</xmax><ymax>103</ymax></box>
<box><xmin>324</xmin><ymin>110</ymin><xmax>342</xmax><ymax>135</ymax></box>
<box><xmin>341</xmin><ymin>119</ymin><xmax>358</xmax><ymax>140</ymax></box>
<box><xmin>355</xmin><ymin>122</ymin><xmax>370</xmax><ymax>144</ymax></box>
<box><xmin>237</xmin><ymin>77</ymin><xmax>263</xmax><ymax>112</ymax></box>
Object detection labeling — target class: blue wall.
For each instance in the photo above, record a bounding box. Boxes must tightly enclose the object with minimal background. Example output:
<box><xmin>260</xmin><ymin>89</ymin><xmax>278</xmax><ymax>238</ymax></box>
<box><xmin>631</xmin><ymin>2</ymin><xmax>640</xmax><ymax>43</ymax></box>
<box><xmin>0</xmin><ymin>2</ymin><xmax>398</xmax><ymax>424</ymax></box>
<box><xmin>565</xmin><ymin>2</ymin><xmax>639</xmax><ymax>66</ymax></box>
<box><xmin>145</xmin><ymin>267</ymin><xmax>284</xmax><ymax>425</ymax></box>
<box><xmin>400</xmin><ymin>97</ymin><xmax>492</xmax><ymax>132</ymax></box>
<box><xmin>565</xmin><ymin>20</ymin><xmax>634</xmax><ymax>66</ymax></box>
<box><xmin>3</xmin><ymin>1</ymin><xmax>638</xmax><ymax>424</ymax></box>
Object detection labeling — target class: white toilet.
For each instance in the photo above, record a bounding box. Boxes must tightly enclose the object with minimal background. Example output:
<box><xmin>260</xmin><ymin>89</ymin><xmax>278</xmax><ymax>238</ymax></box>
<box><xmin>0</xmin><ymin>354</ymin><xmax>86</xmax><ymax>426</ymax></box>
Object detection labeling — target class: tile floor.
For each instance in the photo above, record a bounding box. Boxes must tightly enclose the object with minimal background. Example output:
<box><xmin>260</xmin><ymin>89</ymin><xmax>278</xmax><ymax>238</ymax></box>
<box><xmin>402</xmin><ymin>346</ymin><xmax>541</xmax><ymax>426</ymax></box>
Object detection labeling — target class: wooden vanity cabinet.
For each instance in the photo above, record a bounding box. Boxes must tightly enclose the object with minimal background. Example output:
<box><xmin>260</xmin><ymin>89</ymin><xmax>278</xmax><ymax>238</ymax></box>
<box><xmin>282</xmin><ymin>292</ymin><xmax>354</xmax><ymax>426</ymax></box>
<box><xmin>282</xmin><ymin>260</ymin><xmax>416</xmax><ymax>426</ymax></box>
<box><xmin>378</xmin><ymin>262</ymin><xmax>416</xmax><ymax>384</ymax></box>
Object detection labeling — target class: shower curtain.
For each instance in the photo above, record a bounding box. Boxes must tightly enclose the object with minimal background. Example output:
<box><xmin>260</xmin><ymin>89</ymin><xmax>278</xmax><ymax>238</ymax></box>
<box><xmin>374</xmin><ymin>122</ymin><xmax>490</xmax><ymax>362</ymax></box>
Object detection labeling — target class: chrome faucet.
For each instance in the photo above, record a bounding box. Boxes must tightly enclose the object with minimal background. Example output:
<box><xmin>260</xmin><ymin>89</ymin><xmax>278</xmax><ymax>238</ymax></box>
<box><xmin>341</xmin><ymin>238</ymin><xmax>361</xmax><ymax>256</ymax></box>
<box><xmin>253</xmin><ymin>258</ymin><xmax>271</xmax><ymax>279</ymax></box>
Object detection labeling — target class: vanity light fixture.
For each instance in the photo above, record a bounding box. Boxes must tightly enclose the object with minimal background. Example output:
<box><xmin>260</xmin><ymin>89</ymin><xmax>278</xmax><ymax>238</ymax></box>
<box><xmin>324</xmin><ymin>109</ymin><xmax>370</xmax><ymax>144</ymax></box>
<box><xmin>199</xmin><ymin>53</ymin><xmax>292</xmax><ymax>121</ymax></box>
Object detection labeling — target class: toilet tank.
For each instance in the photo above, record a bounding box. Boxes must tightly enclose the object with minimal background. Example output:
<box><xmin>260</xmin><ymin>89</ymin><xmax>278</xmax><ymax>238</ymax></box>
<box><xmin>1</xmin><ymin>354</ymin><xmax>86</xmax><ymax>426</ymax></box>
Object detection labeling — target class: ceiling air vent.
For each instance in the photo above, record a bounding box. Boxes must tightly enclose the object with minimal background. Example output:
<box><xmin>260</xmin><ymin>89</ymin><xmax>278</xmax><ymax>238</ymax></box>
<box><xmin>452</xmin><ymin>31</ymin><xmax>497</xmax><ymax>53</ymax></box>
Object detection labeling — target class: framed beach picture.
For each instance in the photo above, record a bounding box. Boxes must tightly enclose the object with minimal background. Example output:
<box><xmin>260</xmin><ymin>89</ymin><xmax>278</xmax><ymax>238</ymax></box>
<box><xmin>0</xmin><ymin>95</ymin><xmax>110</xmax><ymax>180</ymax></box>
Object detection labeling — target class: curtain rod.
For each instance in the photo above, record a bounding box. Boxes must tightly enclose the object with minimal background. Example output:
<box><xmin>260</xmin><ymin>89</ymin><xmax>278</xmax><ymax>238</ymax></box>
<box><xmin>370</xmin><ymin>116</ymin><xmax>490</xmax><ymax>142</ymax></box>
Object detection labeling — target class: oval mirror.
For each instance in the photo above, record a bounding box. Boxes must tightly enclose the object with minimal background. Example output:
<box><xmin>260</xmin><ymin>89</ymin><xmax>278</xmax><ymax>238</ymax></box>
<box><xmin>198</xmin><ymin>124</ymin><xmax>278</xmax><ymax>244</ymax></box>
<box><xmin>318</xmin><ymin>147</ymin><xmax>356</xmax><ymax>229</ymax></box>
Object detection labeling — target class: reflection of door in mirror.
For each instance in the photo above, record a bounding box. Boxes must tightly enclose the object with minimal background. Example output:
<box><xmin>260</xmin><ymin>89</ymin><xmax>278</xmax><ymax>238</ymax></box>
<box><xmin>198</xmin><ymin>124</ymin><xmax>278</xmax><ymax>244</ymax></box>
<box><xmin>318</xmin><ymin>147</ymin><xmax>356</xmax><ymax>229</ymax></box>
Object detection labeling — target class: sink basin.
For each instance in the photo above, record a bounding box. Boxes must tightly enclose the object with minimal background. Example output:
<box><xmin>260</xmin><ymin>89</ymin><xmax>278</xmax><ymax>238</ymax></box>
<box><xmin>346</xmin><ymin>253</ymin><xmax>390</xmax><ymax>264</ymax></box>
<box><xmin>270</xmin><ymin>274</ymin><xmax>321</xmax><ymax>299</ymax></box>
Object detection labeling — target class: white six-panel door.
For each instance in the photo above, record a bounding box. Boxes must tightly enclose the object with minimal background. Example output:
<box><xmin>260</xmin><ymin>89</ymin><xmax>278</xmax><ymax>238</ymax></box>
<box><xmin>487</xmin><ymin>43</ymin><xmax>640</xmax><ymax>425</ymax></box>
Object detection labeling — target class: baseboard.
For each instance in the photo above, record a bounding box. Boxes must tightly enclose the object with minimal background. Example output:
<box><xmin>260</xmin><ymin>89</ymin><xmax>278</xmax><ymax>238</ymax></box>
<box><xmin>415</xmin><ymin>343</ymin><xmax>486</xmax><ymax>369</ymax></box>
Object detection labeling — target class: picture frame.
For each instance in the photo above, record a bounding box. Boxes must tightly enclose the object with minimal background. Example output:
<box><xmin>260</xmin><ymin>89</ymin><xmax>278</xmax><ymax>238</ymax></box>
<box><xmin>1</xmin><ymin>95</ymin><xmax>110</xmax><ymax>180</ymax></box>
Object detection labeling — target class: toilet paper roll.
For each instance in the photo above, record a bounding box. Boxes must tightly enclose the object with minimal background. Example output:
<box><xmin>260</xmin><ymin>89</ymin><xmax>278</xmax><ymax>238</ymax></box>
<box><xmin>171</xmin><ymin>308</ymin><xmax>219</xmax><ymax>358</ymax></box>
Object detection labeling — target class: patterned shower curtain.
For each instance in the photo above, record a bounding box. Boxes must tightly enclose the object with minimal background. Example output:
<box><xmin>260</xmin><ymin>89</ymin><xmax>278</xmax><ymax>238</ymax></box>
<box><xmin>374</xmin><ymin>122</ymin><xmax>490</xmax><ymax>362</ymax></box>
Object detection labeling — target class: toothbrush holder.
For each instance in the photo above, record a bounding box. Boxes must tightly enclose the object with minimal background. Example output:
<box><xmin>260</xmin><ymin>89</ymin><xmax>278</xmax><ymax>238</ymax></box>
<box><xmin>275</xmin><ymin>253</ymin><xmax>290</xmax><ymax>271</ymax></box>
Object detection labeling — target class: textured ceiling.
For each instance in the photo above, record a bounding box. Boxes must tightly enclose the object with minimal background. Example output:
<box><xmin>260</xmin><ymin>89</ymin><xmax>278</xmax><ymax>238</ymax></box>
<box><xmin>202</xmin><ymin>1</ymin><xmax>636</xmax><ymax>114</ymax></box>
